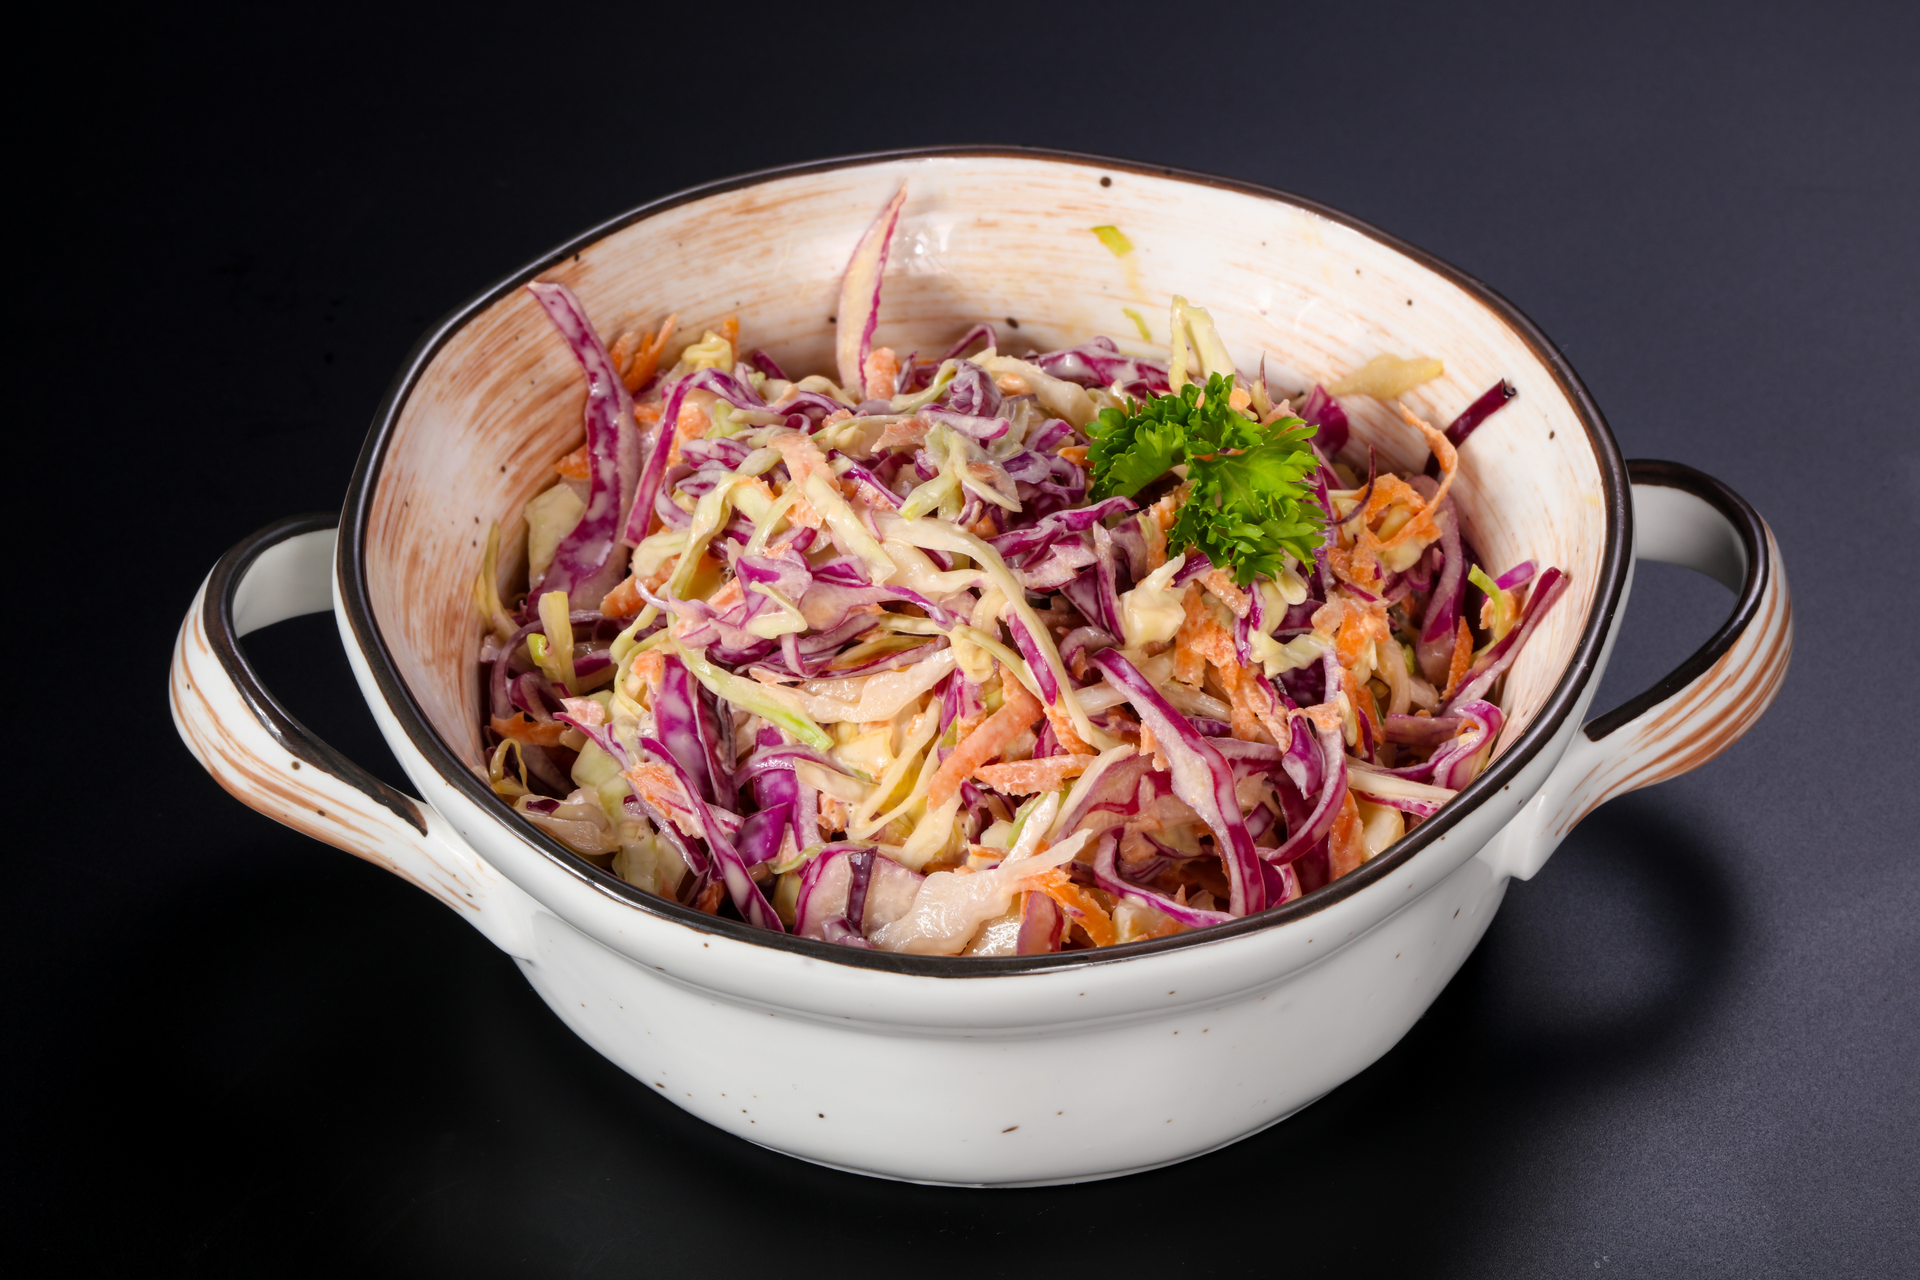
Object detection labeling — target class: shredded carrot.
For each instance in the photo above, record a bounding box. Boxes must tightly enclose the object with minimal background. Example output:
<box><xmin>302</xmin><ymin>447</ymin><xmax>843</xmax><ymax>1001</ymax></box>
<box><xmin>490</xmin><ymin>713</ymin><xmax>567</xmax><ymax>747</ymax></box>
<box><xmin>928</xmin><ymin>667</ymin><xmax>1044</xmax><ymax>805</ymax></box>
<box><xmin>1202</xmin><ymin>570</ymin><xmax>1251</xmax><ymax>618</ymax></box>
<box><xmin>1300</xmin><ymin>700</ymin><xmax>1344</xmax><ymax>733</ymax></box>
<box><xmin>1187</xmin><ymin>612</ymin><xmax>1239</xmax><ymax>673</ymax></box>
<box><xmin>1382</xmin><ymin>404</ymin><xmax>1458</xmax><ymax>549</ymax></box>
<box><xmin>785</xmin><ymin>489</ymin><xmax>825</xmax><ymax>529</ymax></box>
<box><xmin>1329</xmin><ymin>791</ymin><xmax>1368</xmax><ymax>879</ymax></box>
<box><xmin>972</xmin><ymin>754</ymin><xmax>1097</xmax><ymax>794</ymax></box>
<box><xmin>874</xmin><ymin>416</ymin><xmax>930</xmax><ymax>452</ymax></box>
<box><xmin>626</xmin><ymin>649</ymin><xmax>665</xmax><ymax>701</ymax></box>
<box><xmin>624</xmin><ymin>761</ymin><xmax>703</xmax><ymax>837</ymax></box>
<box><xmin>1171</xmin><ymin>586</ymin><xmax>1210</xmax><ymax>686</ymax></box>
<box><xmin>1232</xmin><ymin>674</ymin><xmax>1293</xmax><ymax>750</ymax></box>
<box><xmin>1364</xmin><ymin>473</ymin><xmax>1424</xmax><ymax>526</ymax></box>
<box><xmin>608</xmin><ymin>330</ymin><xmax>636</xmax><ymax>377</ymax></box>
<box><xmin>667</xmin><ymin>397</ymin><xmax>708</xmax><ymax>466</ymax></box>
<box><xmin>599</xmin><ymin>574</ymin><xmax>643</xmax><ymax>619</ymax></box>
<box><xmin>634</xmin><ymin>401</ymin><xmax>662</xmax><ymax>425</ymax></box>
<box><xmin>703</xmin><ymin>577</ymin><xmax>745</xmax><ymax>616</ymax></box>
<box><xmin>1224</xmin><ymin>669</ymin><xmax>1263</xmax><ymax>742</ymax></box>
<box><xmin>767</xmin><ymin>428</ymin><xmax>835</xmax><ymax>485</ymax></box>
<box><xmin>1220</xmin><ymin>662</ymin><xmax>1286</xmax><ymax>747</ymax></box>
<box><xmin>1342</xmin><ymin>666</ymin><xmax>1383</xmax><ymax>753</ymax></box>
<box><xmin>862</xmin><ymin>346</ymin><xmax>899</xmax><ymax>401</ymax></box>
<box><xmin>1142</xmin><ymin>489</ymin><xmax>1184</xmax><ymax>573</ymax></box>
<box><xmin>691</xmin><ymin>878</ymin><xmax>725</xmax><ymax>914</ymax></box>
<box><xmin>1335</xmin><ymin>607</ymin><xmax>1375</xmax><ymax>668</ymax></box>
<box><xmin>622</xmin><ymin>314</ymin><xmax>677</xmax><ymax>392</ymax></box>
<box><xmin>719</xmin><ymin>314</ymin><xmax>739</xmax><ymax>349</ymax></box>
<box><xmin>1140</xmin><ymin>510</ymin><xmax>1168</xmax><ymax>574</ymax></box>
<box><xmin>1442</xmin><ymin>616</ymin><xmax>1473</xmax><ymax>700</ymax></box>
<box><xmin>554</xmin><ymin>443</ymin><xmax>591</xmax><ymax>480</ymax></box>
<box><xmin>1329</xmin><ymin>527</ymin><xmax>1385</xmax><ymax>593</ymax></box>
<box><xmin>1056</xmin><ymin>444</ymin><xmax>1090</xmax><ymax>466</ymax></box>
<box><xmin>1037</xmin><ymin>870</ymin><xmax>1117</xmax><ymax>947</ymax></box>
<box><xmin>1040</xmin><ymin>699</ymin><xmax>1093</xmax><ymax>755</ymax></box>
<box><xmin>1138</xmin><ymin>723</ymin><xmax>1168</xmax><ymax>771</ymax></box>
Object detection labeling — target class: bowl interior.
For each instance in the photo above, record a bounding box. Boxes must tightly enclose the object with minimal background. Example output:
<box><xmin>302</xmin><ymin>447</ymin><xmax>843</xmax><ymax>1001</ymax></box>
<box><xmin>363</xmin><ymin>152</ymin><xmax>1610</xmax><ymax>786</ymax></box>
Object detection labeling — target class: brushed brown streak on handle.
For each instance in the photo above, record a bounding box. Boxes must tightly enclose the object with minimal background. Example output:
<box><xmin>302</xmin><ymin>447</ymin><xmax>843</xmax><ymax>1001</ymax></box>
<box><xmin>1556</xmin><ymin>526</ymin><xmax>1791</xmax><ymax>836</ymax></box>
<box><xmin>170</xmin><ymin>603</ymin><xmax>478</xmax><ymax>914</ymax></box>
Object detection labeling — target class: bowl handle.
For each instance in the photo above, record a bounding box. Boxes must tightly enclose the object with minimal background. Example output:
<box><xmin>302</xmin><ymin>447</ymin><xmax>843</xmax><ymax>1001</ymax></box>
<box><xmin>1492</xmin><ymin>460</ymin><xmax>1792</xmax><ymax>881</ymax></box>
<box><xmin>169</xmin><ymin>514</ymin><xmax>537</xmax><ymax>958</ymax></box>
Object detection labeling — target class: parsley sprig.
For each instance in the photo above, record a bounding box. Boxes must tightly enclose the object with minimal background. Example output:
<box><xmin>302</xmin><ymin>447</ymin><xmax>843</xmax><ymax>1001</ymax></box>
<box><xmin>1086</xmin><ymin>373</ymin><xmax>1326</xmax><ymax>586</ymax></box>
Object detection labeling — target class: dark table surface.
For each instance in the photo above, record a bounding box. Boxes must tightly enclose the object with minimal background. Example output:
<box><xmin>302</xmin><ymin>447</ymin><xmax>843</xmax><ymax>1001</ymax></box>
<box><xmin>12</xmin><ymin>2</ymin><xmax>1917</xmax><ymax>1274</ymax></box>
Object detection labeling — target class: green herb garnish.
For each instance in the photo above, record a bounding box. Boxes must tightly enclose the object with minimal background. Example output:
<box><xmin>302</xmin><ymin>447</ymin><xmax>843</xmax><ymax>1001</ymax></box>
<box><xmin>1086</xmin><ymin>373</ymin><xmax>1325</xmax><ymax>586</ymax></box>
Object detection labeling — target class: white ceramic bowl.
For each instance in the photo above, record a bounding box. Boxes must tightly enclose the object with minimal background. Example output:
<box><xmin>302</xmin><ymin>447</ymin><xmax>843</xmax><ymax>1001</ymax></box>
<box><xmin>171</xmin><ymin>148</ymin><xmax>1790</xmax><ymax>1186</ymax></box>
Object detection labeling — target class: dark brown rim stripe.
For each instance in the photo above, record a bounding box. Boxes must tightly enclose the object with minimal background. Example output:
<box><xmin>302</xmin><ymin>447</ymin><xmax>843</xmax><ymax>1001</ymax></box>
<box><xmin>207</xmin><ymin>512</ymin><xmax>428</xmax><ymax>835</ymax></box>
<box><xmin>336</xmin><ymin>145</ymin><xmax>1632</xmax><ymax>977</ymax></box>
<box><xmin>1582</xmin><ymin>459</ymin><xmax>1769</xmax><ymax>742</ymax></box>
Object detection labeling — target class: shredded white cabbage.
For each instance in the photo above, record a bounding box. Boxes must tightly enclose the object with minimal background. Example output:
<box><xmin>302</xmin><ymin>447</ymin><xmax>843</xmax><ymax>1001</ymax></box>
<box><xmin>785</xmin><ymin>649</ymin><xmax>959</xmax><ymax>724</ymax></box>
<box><xmin>525</xmin><ymin>484</ymin><xmax>587</xmax><ymax>584</ymax></box>
<box><xmin>1326</xmin><ymin>353</ymin><xmax>1443</xmax><ymax>399</ymax></box>
<box><xmin>1118</xmin><ymin>553</ymin><xmax>1187</xmax><ymax>648</ymax></box>
<box><xmin>876</xmin><ymin>513</ymin><xmax>1118</xmax><ymax>750</ymax></box>
<box><xmin>972</xmin><ymin>352</ymin><xmax>1095</xmax><ymax>427</ymax></box>
<box><xmin>872</xmin><ymin>825</ymin><xmax>1091</xmax><ymax>955</ymax></box>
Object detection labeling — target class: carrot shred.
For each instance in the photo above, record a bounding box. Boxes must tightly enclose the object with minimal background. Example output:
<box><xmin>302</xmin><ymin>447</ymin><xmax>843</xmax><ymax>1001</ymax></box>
<box><xmin>599</xmin><ymin>574</ymin><xmax>643</xmax><ymax>619</ymax></box>
<box><xmin>1342</xmin><ymin>666</ymin><xmax>1383</xmax><ymax>752</ymax></box>
<box><xmin>862</xmin><ymin>347</ymin><xmax>899</xmax><ymax>401</ymax></box>
<box><xmin>623</xmin><ymin>761</ymin><xmax>703</xmax><ymax>837</ymax></box>
<box><xmin>622</xmin><ymin>314</ymin><xmax>677</xmax><ymax>393</ymax></box>
<box><xmin>1442</xmin><ymin>616</ymin><xmax>1473</xmax><ymax>700</ymax></box>
<box><xmin>874</xmin><ymin>417</ymin><xmax>931</xmax><ymax>452</ymax></box>
<box><xmin>972</xmin><ymin>754</ymin><xmax>1098</xmax><ymax>794</ymax></box>
<box><xmin>1189</xmin><ymin>617</ymin><xmax>1238</xmax><ymax>672</ymax></box>
<box><xmin>1140</xmin><ymin>509</ymin><xmax>1168</xmax><ymax>574</ymax></box>
<box><xmin>927</xmin><ymin>667</ymin><xmax>1044</xmax><ymax>806</ymax></box>
<box><xmin>1222</xmin><ymin>663</ymin><xmax>1284</xmax><ymax>746</ymax></box>
<box><xmin>1040</xmin><ymin>699</ymin><xmax>1093</xmax><ymax>755</ymax></box>
<box><xmin>1329</xmin><ymin>791</ymin><xmax>1368</xmax><ymax>879</ymax></box>
<box><xmin>667</xmin><ymin>397</ymin><xmax>708</xmax><ymax>466</ymax></box>
<box><xmin>1037</xmin><ymin>871</ymin><xmax>1117</xmax><ymax>947</ymax></box>
<box><xmin>1138</xmin><ymin>723</ymin><xmax>1168</xmax><ymax>771</ymax></box>
<box><xmin>691</xmin><ymin>878</ymin><xmax>725</xmax><ymax>914</ymax></box>
<box><xmin>1229</xmin><ymin>672</ymin><xmax>1292</xmax><ymax>749</ymax></box>
<box><xmin>554</xmin><ymin>443</ymin><xmax>591</xmax><ymax>480</ymax></box>
<box><xmin>1301</xmin><ymin>700</ymin><xmax>1344</xmax><ymax>733</ymax></box>
<box><xmin>1381</xmin><ymin>404</ymin><xmax>1457</xmax><ymax>549</ymax></box>
<box><xmin>1172</xmin><ymin>585</ymin><xmax>1209</xmax><ymax>686</ymax></box>
<box><xmin>1141</xmin><ymin>488</ymin><xmax>1186</xmax><ymax>573</ymax></box>
<box><xmin>490</xmin><ymin>713</ymin><xmax>568</xmax><ymax>747</ymax></box>
<box><xmin>1202</xmin><ymin>570</ymin><xmax>1251</xmax><ymax>618</ymax></box>
<box><xmin>608</xmin><ymin>330</ymin><xmax>635</xmax><ymax>375</ymax></box>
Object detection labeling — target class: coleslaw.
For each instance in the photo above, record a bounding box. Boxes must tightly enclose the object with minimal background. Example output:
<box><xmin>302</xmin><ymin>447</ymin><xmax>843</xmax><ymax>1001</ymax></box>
<box><xmin>473</xmin><ymin>190</ymin><xmax>1565</xmax><ymax>955</ymax></box>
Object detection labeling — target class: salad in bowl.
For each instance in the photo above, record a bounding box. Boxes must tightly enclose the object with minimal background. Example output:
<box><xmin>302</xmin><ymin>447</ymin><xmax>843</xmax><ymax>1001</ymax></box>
<box><xmin>474</xmin><ymin>187</ymin><xmax>1564</xmax><ymax>957</ymax></box>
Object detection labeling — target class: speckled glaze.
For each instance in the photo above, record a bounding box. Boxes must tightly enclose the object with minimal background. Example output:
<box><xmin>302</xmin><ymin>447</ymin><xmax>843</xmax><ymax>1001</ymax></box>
<box><xmin>170</xmin><ymin>149</ymin><xmax>1790</xmax><ymax>1186</ymax></box>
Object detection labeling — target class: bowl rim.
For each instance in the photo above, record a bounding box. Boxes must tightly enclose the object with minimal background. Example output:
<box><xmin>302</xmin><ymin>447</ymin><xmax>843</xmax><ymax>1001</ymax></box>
<box><xmin>338</xmin><ymin>145</ymin><xmax>1630</xmax><ymax>978</ymax></box>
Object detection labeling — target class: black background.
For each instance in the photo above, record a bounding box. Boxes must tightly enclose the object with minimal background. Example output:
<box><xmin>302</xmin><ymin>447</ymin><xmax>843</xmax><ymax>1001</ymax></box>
<box><xmin>11</xmin><ymin>2</ymin><xmax>1918</xmax><ymax>1274</ymax></box>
